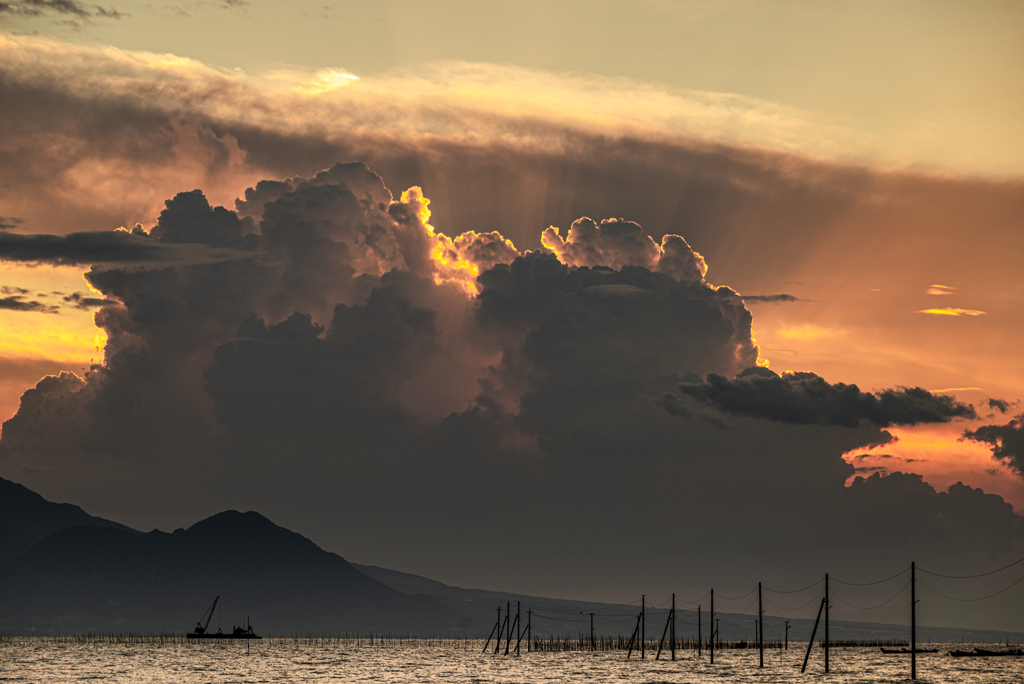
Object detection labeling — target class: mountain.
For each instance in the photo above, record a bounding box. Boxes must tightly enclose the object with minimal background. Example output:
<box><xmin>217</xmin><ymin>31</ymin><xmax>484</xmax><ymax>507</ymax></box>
<box><xmin>0</xmin><ymin>509</ymin><xmax>465</xmax><ymax>635</ymax></box>
<box><xmin>0</xmin><ymin>476</ymin><xmax>134</xmax><ymax>566</ymax></box>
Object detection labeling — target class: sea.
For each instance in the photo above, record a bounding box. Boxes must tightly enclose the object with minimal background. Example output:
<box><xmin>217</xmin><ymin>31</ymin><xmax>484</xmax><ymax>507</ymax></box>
<box><xmin>2</xmin><ymin>638</ymin><xmax>1023</xmax><ymax>683</ymax></box>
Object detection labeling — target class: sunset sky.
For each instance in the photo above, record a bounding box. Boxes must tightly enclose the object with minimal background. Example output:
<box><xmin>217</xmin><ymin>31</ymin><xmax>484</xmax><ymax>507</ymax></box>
<box><xmin>1</xmin><ymin>0</ymin><xmax>1022</xmax><ymax>629</ymax></box>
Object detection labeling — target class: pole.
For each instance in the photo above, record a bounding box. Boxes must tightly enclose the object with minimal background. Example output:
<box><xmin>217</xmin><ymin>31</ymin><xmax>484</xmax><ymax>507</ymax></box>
<box><xmin>515</xmin><ymin>612</ymin><xmax>526</xmax><ymax>655</ymax></box>
<box><xmin>495</xmin><ymin>606</ymin><xmax>504</xmax><ymax>654</ymax></box>
<box><xmin>671</xmin><ymin>593</ymin><xmax>676</xmax><ymax>661</ymax></box>
<box><xmin>710</xmin><ymin>590</ymin><xmax>714</xmax><ymax>665</ymax></box>
<box><xmin>698</xmin><ymin>605</ymin><xmax>701</xmax><ymax>657</ymax></box>
<box><xmin>590</xmin><ymin>613</ymin><xmax>595</xmax><ymax>652</ymax></box>
<box><xmin>801</xmin><ymin>597</ymin><xmax>825</xmax><ymax>673</ymax></box>
<box><xmin>527</xmin><ymin>610</ymin><xmax>532</xmax><ymax>653</ymax></box>
<box><xmin>656</xmin><ymin>602</ymin><xmax>671</xmax><ymax>660</ymax></box>
<box><xmin>911</xmin><ymin>561</ymin><xmax>917</xmax><ymax>680</ymax></box>
<box><xmin>785</xmin><ymin>621</ymin><xmax>789</xmax><ymax>650</ymax></box>
<box><xmin>627</xmin><ymin>613</ymin><xmax>641</xmax><ymax>658</ymax></box>
<box><xmin>641</xmin><ymin>595</ymin><xmax>645</xmax><ymax>659</ymax></box>
<box><xmin>759</xmin><ymin>581</ymin><xmax>764</xmax><ymax>667</ymax></box>
<box><xmin>507</xmin><ymin>602</ymin><xmax>516</xmax><ymax>655</ymax></box>
<box><xmin>484</xmin><ymin>609</ymin><xmax>500</xmax><ymax>653</ymax></box>
<box><xmin>825</xmin><ymin>574</ymin><xmax>829</xmax><ymax>674</ymax></box>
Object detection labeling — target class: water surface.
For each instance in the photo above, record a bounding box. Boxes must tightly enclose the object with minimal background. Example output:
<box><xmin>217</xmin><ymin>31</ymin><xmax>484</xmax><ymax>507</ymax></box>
<box><xmin>2</xmin><ymin>638</ymin><xmax>1022</xmax><ymax>682</ymax></box>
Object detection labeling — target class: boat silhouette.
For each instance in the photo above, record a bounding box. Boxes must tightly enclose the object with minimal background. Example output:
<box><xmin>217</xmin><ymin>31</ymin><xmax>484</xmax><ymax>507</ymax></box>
<box><xmin>185</xmin><ymin>595</ymin><xmax>262</xmax><ymax>639</ymax></box>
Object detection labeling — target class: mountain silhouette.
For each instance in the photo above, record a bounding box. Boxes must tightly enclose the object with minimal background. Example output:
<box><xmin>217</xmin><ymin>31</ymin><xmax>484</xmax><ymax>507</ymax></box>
<box><xmin>0</xmin><ymin>476</ymin><xmax>133</xmax><ymax>566</ymax></box>
<box><xmin>0</xmin><ymin>509</ymin><xmax>464</xmax><ymax>635</ymax></box>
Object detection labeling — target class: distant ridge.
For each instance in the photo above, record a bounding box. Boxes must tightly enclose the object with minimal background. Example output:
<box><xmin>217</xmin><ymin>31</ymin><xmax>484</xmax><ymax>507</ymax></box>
<box><xmin>0</xmin><ymin>476</ymin><xmax>134</xmax><ymax>566</ymax></box>
<box><xmin>0</xmin><ymin>509</ymin><xmax>465</xmax><ymax>635</ymax></box>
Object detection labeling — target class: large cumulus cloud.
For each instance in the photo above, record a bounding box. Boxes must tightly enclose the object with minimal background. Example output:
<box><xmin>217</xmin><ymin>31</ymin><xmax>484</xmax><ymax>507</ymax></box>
<box><xmin>0</xmin><ymin>163</ymin><xmax>1019</xmax><ymax>631</ymax></box>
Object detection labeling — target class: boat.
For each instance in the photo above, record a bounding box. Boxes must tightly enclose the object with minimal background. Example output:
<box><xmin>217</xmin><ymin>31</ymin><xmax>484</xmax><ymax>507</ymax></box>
<box><xmin>948</xmin><ymin>648</ymin><xmax>1024</xmax><ymax>657</ymax></box>
<box><xmin>185</xmin><ymin>595</ymin><xmax>263</xmax><ymax>639</ymax></box>
<box><xmin>880</xmin><ymin>647</ymin><xmax>938</xmax><ymax>654</ymax></box>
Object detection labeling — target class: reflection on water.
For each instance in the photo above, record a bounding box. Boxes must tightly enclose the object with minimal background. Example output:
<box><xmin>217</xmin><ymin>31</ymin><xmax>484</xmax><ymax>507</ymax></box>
<box><xmin>2</xmin><ymin>638</ymin><xmax>1023</xmax><ymax>683</ymax></box>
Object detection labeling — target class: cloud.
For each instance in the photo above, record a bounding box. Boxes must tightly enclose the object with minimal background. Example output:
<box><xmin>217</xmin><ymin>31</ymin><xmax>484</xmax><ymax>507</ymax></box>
<box><xmin>963</xmin><ymin>414</ymin><xmax>1024</xmax><ymax>476</ymax></box>
<box><xmin>917</xmin><ymin>308</ymin><xmax>986</xmax><ymax>316</ymax></box>
<box><xmin>0</xmin><ymin>0</ymin><xmax>124</xmax><ymax>26</ymax></box>
<box><xmin>667</xmin><ymin>368</ymin><xmax>977</xmax><ymax>428</ymax></box>
<box><xmin>0</xmin><ymin>295</ymin><xmax>59</xmax><ymax>314</ymax></box>
<box><xmin>927</xmin><ymin>284</ymin><xmax>956</xmax><ymax>295</ymax></box>
<box><xmin>62</xmin><ymin>292</ymin><xmax>114</xmax><ymax>310</ymax></box>
<box><xmin>0</xmin><ymin>225</ymin><xmax>255</xmax><ymax>266</ymax></box>
<box><xmin>0</xmin><ymin>35</ymin><xmax>1022</xmax><ymax>628</ymax></box>
<box><xmin>0</xmin><ymin>217</ymin><xmax>24</xmax><ymax>231</ymax></box>
<box><xmin>988</xmin><ymin>398</ymin><xmax>1014</xmax><ymax>414</ymax></box>
<box><xmin>738</xmin><ymin>293</ymin><xmax>805</xmax><ymax>304</ymax></box>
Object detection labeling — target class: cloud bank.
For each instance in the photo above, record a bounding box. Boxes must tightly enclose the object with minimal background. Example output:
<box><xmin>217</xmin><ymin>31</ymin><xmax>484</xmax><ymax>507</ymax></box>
<box><xmin>0</xmin><ymin>160</ymin><xmax>1017</xmax><ymax>630</ymax></box>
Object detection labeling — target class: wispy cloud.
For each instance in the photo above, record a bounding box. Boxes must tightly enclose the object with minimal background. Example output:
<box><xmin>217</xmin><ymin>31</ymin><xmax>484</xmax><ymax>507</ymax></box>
<box><xmin>917</xmin><ymin>308</ymin><xmax>985</xmax><ymax>316</ymax></box>
<box><xmin>927</xmin><ymin>284</ymin><xmax>956</xmax><ymax>295</ymax></box>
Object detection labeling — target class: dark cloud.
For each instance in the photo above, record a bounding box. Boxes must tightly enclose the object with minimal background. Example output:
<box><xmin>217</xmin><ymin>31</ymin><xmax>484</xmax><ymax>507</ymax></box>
<box><xmin>0</xmin><ymin>0</ymin><xmax>124</xmax><ymax>21</ymax></box>
<box><xmin>0</xmin><ymin>225</ymin><xmax>255</xmax><ymax>267</ymax></box>
<box><xmin>0</xmin><ymin>295</ymin><xmax>59</xmax><ymax>314</ymax></box>
<box><xmin>62</xmin><ymin>292</ymin><xmax>115</xmax><ymax>310</ymax></box>
<box><xmin>988</xmin><ymin>397</ymin><xmax>1014</xmax><ymax>414</ymax></box>
<box><xmin>668</xmin><ymin>368</ymin><xmax>977</xmax><ymax>428</ymax></box>
<box><xmin>740</xmin><ymin>293</ymin><xmax>805</xmax><ymax>304</ymax></box>
<box><xmin>963</xmin><ymin>414</ymin><xmax>1024</xmax><ymax>476</ymax></box>
<box><xmin>0</xmin><ymin>157</ymin><xmax>1019</xmax><ymax>626</ymax></box>
<box><xmin>0</xmin><ymin>217</ymin><xmax>24</xmax><ymax>231</ymax></box>
<box><xmin>1</xmin><ymin>286</ymin><xmax>30</xmax><ymax>295</ymax></box>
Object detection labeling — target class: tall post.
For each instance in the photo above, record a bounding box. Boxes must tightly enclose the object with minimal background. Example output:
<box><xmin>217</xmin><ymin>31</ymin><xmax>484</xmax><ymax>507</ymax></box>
<box><xmin>527</xmin><ymin>610</ymin><xmax>532</xmax><ymax>653</ymax></box>
<box><xmin>911</xmin><ymin>561</ymin><xmax>917</xmax><ymax>680</ymax></box>
<box><xmin>515</xmin><ymin>607</ymin><xmax>525</xmax><ymax>655</ymax></box>
<box><xmin>671</xmin><ymin>593</ymin><xmax>676</xmax><ymax>661</ymax></box>
<box><xmin>759</xmin><ymin>581</ymin><xmax>764</xmax><ymax>667</ymax></box>
<box><xmin>710</xmin><ymin>590</ymin><xmax>715</xmax><ymax>664</ymax></box>
<box><xmin>824</xmin><ymin>574</ymin><xmax>829</xmax><ymax>674</ymax></box>
<box><xmin>506</xmin><ymin>601</ymin><xmax>511</xmax><ymax>654</ymax></box>
<box><xmin>785</xmin><ymin>620</ymin><xmax>789</xmax><ymax>650</ymax></box>
<box><xmin>590</xmin><ymin>612</ymin><xmax>595</xmax><ymax>652</ymax></box>
<box><xmin>698</xmin><ymin>605</ymin><xmax>702</xmax><ymax>657</ymax></box>
<box><xmin>641</xmin><ymin>595</ymin><xmax>645</xmax><ymax>659</ymax></box>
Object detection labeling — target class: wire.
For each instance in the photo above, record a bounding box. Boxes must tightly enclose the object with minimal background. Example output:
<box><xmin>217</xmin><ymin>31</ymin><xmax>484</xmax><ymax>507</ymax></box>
<box><xmin>918</xmin><ymin>574</ymin><xmax>1024</xmax><ymax>602</ymax></box>
<box><xmin>715</xmin><ymin>586</ymin><xmax>758</xmax><ymax>601</ymax></box>
<box><xmin>830</xmin><ymin>581</ymin><xmax>910</xmax><ymax>611</ymax></box>
<box><xmin>762</xmin><ymin>591</ymin><xmax>825</xmax><ymax>613</ymax></box>
<box><xmin>673</xmin><ymin>591</ymin><xmax>711</xmax><ymax>606</ymax></box>
<box><xmin>919</xmin><ymin>555</ymin><xmax>1024</xmax><ymax>580</ymax></box>
<box><xmin>763</xmin><ymin>578</ymin><xmax>824</xmax><ymax>594</ymax></box>
<box><xmin>831</xmin><ymin>567</ymin><xmax>910</xmax><ymax>586</ymax></box>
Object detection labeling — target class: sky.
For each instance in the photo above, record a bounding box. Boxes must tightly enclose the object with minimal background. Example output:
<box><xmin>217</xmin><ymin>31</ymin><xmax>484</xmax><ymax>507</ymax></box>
<box><xmin>1</xmin><ymin>0</ymin><xmax>1023</xmax><ymax>630</ymax></box>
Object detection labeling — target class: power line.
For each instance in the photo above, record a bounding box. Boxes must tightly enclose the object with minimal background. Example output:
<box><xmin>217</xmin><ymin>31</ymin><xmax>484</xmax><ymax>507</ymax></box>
<box><xmin>918</xmin><ymin>574</ymin><xmax>1024</xmax><ymax>602</ymax></box>
<box><xmin>918</xmin><ymin>555</ymin><xmax>1024</xmax><ymax>580</ymax></box>
<box><xmin>763</xmin><ymin>578</ymin><xmax>824</xmax><ymax>594</ymax></box>
<box><xmin>830</xmin><ymin>580</ymin><xmax>911</xmax><ymax>611</ymax></box>
<box><xmin>831</xmin><ymin>567</ymin><xmax>910</xmax><ymax>586</ymax></box>
<box><xmin>715</xmin><ymin>586</ymin><xmax>758</xmax><ymax>601</ymax></box>
<box><xmin>762</xmin><ymin>590</ymin><xmax>825</xmax><ymax>613</ymax></box>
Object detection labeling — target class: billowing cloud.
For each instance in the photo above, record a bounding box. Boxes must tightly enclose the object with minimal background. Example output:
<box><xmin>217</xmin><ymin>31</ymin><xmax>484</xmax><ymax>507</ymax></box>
<box><xmin>667</xmin><ymin>368</ymin><xmax>977</xmax><ymax>428</ymax></box>
<box><xmin>1</xmin><ymin>165</ymin><xmax>1018</xmax><ymax>633</ymax></box>
<box><xmin>963</xmin><ymin>415</ymin><xmax>1024</xmax><ymax>476</ymax></box>
<box><xmin>541</xmin><ymin>218</ymin><xmax>707</xmax><ymax>283</ymax></box>
<box><xmin>1</xmin><ymin>33</ymin><xmax>1023</xmax><ymax>630</ymax></box>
